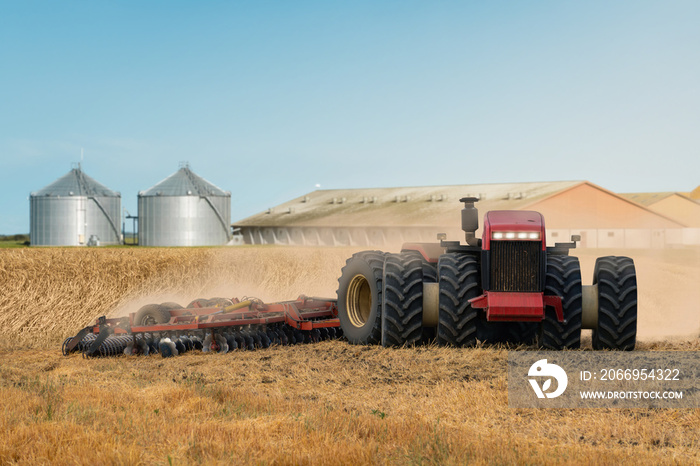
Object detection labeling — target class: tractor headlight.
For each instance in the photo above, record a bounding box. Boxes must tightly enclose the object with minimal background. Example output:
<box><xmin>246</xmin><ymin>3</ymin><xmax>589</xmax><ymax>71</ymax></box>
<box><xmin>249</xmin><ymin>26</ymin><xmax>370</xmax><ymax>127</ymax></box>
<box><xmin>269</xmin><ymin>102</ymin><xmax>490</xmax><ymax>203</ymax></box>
<box><xmin>491</xmin><ymin>231</ymin><xmax>541</xmax><ymax>241</ymax></box>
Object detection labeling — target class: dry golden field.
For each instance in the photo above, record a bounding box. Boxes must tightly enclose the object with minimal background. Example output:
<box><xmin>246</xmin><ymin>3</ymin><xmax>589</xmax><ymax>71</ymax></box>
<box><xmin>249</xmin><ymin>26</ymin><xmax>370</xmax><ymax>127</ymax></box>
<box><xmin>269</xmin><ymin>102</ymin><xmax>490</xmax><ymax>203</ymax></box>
<box><xmin>0</xmin><ymin>246</ymin><xmax>698</xmax><ymax>465</ymax></box>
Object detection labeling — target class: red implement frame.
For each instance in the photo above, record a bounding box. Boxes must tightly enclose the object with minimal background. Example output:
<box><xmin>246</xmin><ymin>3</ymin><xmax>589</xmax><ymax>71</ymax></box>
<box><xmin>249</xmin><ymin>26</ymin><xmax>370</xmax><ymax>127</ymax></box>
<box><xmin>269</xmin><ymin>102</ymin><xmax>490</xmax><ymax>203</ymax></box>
<box><xmin>86</xmin><ymin>296</ymin><xmax>339</xmax><ymax>336</ymax></box>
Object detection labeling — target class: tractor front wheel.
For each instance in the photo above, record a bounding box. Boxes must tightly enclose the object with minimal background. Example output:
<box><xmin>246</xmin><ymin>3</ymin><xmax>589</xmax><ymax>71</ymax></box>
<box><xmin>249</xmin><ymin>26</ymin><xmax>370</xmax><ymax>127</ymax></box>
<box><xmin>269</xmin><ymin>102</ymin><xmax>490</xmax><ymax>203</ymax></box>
<box><xmin>592</xmin><ymin>256</ymin><xmax>637</xmax><ymax>351</ymax></box>
<box><xmin>539</xmin><ymin>255</ymin><xmax>583</xmax><ymax>350</ymax></box>
<box><xmin>436</xmin><ymin>253</ymin><xmax>480</xmax><ymax>347</ymax></box>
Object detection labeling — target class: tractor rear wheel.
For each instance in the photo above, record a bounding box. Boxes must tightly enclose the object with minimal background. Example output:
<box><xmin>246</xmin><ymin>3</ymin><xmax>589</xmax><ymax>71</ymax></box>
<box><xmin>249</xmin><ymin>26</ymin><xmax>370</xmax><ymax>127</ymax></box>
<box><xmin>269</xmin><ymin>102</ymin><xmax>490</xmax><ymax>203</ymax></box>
<box><xmin>381</xmin><ymin>253</ymin><xmax>424</xmax><ymax>347</ymax></box>
<box><xmin>134</xmin><ymin>304</ymin><xmax>171</xmax><ymax>326</ymax></box>
<box><xmin>539</xmin><ymin>255</ymin><xmax>583</xmax><ymax>349</ymax></box>
<box><xmin>592</xmin><ymin>256</ymin><xmax>637</xmax><ymax>351</ymax></box>
<box><xmin>403</xmin><ymin>250</ymin><xmax>438</xmax><ymax>344</ymax></box>
<box><xmin>437</xmin><ymin>253</ymin><xmax>480</xmax><ymax>347</ymax></box>
<box><xmin>337</xmin><ymin>251</ymin><xmax>387</xmax><ymax>345</ymax></box>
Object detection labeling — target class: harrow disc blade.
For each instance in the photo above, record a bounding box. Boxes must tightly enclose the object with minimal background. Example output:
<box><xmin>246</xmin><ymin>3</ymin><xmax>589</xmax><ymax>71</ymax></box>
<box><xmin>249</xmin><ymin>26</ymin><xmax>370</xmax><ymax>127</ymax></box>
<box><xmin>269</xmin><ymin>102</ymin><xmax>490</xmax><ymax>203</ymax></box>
<box><xmin>159</xmin><ymin>338</ymin><xmax>178</xmax><ymax>358</ymax></box>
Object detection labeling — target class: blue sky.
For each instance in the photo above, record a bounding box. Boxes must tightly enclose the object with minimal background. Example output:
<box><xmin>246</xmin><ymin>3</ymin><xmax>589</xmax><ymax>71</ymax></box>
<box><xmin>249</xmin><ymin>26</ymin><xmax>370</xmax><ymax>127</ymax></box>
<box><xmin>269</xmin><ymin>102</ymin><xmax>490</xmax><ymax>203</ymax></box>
<box><xmin>1</xmin><ymin>1</ymin><xmax>699</xmax><ymax>234</ymax></box>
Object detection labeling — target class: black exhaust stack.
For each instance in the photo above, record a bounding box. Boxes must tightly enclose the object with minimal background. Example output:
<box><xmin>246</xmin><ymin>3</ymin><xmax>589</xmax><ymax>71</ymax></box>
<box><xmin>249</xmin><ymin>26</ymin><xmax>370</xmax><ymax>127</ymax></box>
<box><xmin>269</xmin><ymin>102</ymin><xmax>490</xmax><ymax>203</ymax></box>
<box><xmin>460</xmin><ymin>197</ymin><xmax>480</xmax><ymax>246</ymax></box>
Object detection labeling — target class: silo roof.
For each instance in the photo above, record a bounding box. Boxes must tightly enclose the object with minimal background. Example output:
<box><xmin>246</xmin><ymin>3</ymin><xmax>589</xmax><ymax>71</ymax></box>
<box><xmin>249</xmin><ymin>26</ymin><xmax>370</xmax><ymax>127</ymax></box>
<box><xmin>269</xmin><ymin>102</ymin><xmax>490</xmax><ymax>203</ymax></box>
<box><xmin>140</xmin><ymin>167</ymin><xmax>229</xmax><ymax>197</ymax></box>
<box><xmin>32</xmin><ymin>168</ymin><xmax>120</xmax><ymax>197</ymax></box>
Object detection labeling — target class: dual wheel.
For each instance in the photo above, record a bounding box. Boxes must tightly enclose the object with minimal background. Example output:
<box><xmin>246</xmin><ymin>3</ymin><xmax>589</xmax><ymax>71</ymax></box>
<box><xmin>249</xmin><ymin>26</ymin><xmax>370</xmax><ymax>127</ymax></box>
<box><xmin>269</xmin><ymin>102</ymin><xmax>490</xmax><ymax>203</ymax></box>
<box><xmin>337</xmin><ymin>251</ymin><xmax>485</xmax><ymax>348</ymax></box>
<box><xmin>336</xmin><ymin>251</ymin><xmax>426</xmax><ymax>347</ymax></box>
<box><xmin>337</xmin><ymin>251</ymin><xmax>637</xmax><ymax>350</ymax></box>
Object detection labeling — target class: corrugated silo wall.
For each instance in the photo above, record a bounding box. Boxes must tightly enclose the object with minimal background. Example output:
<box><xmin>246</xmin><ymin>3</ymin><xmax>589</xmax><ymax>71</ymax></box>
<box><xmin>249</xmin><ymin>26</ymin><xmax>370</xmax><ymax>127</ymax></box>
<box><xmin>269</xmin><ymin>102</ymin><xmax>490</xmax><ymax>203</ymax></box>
<box><xmin>139</xmin><ymin>195</ymin><xmax>231</xmax><ymax>246</ymax></box>
<box><xmin>31</xmin><ymin>195</ymin><xmax>121</xmax><ymax>246</ymax></box>
<box><xmin>30</xmin><ymin>196</ymin><xmax>85</xmax><ymax>246</ymax></box>
<box><xmin>86</xmin><ymin>196</ymin><xmax>122</xmax><ymax>245</ymax></box>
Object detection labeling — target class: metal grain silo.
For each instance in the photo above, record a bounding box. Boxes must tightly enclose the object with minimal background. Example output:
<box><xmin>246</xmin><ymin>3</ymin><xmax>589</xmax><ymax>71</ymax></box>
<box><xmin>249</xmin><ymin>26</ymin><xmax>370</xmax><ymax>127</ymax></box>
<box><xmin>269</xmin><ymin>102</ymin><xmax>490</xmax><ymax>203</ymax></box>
<box><xmin>138</xmin><ymin>165</ymin><xmax>231</xmax><ymax>246</ymax></box>
<box><xmin>30</xmin><ymin>166</ymin><xmax>122</xmax><ymax>246</ymax></box>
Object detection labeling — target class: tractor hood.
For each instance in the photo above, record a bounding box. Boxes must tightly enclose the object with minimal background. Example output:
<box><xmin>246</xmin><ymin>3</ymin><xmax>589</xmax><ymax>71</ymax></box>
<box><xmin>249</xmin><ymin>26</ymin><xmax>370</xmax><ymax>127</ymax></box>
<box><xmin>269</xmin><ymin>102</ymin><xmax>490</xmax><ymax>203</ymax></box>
<box><xmin>483</xmin><ymin>210</ymin><xmax>545</xmax><ymax>250</ymax></box>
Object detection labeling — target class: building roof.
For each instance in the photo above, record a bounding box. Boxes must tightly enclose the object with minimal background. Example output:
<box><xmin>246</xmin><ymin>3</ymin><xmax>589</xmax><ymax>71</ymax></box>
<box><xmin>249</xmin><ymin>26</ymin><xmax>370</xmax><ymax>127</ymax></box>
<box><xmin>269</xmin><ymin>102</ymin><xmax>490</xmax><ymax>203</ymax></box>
<box><xmin>530</xmin><ymin>183</ymin><xmax>685</xmax><ymax>228</ymax></box>
<box><xmin>620</xmin><ymin>191</ymin><xmax>700</xmax><ymax>227</ymax></box>
<box><xmin>140</xmin><ymin>166</ymin><xmax>229</xmax><ymax>197</ymax></box>
<box><xmin>619</xmin><ymin>192</ymin><xmax>677</xmax><ymax>206</ymax></box>
<box><xmin>31</xmin><ymin>167</ymin><xmax>120</xmax><ymax>198</ymax></box>
<box><xmin>620</xmin><ymin>190</ymin><xmax>700</xmax><ymax>207</ymax></box>
<box><xmin>234</xmin><ymin>180</ymin><xmax>583</xmax><ymax>228</ymax></box>
<box><xmin>621</xmin><ymin>191</ymin><xmax>700</xmax><ymax>207</ymax></box>
<box><xmin>234</xmin><ymin>180</ymin><xmax>688</xmax><ymax>230</ymax></box>
<box><xmin>690</xmin><ymin>185</ymin><xmax>700</xmax><ymax>200</ymax></box>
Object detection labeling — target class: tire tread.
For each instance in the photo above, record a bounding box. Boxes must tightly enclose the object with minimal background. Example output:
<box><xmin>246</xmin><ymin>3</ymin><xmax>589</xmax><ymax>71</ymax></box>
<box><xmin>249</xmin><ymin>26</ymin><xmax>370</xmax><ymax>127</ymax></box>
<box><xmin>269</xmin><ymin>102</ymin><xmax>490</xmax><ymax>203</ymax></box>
<box><xmin>382</xmin><ymin>254</ymin><xmax>424</xmax><ymax>347</ymax></box>
<box><xmin>437</xmin><ymin>253</ymin><xmax>480</xmax><ymax>347</ymax></box>
<box><xmin>592</xmin><ymin>256</ymin><xmax>638</xmax><ymax>351</ymax></box>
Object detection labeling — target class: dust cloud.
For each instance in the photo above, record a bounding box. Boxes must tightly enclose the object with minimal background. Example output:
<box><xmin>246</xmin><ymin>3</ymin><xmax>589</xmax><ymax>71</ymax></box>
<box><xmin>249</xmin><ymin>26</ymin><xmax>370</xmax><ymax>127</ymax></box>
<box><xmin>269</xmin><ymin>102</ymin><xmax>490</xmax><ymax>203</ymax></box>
<box><xmin>110</xmin><ymin>247</ymin><xmax>363</xmax><ymax>318</ymax></box>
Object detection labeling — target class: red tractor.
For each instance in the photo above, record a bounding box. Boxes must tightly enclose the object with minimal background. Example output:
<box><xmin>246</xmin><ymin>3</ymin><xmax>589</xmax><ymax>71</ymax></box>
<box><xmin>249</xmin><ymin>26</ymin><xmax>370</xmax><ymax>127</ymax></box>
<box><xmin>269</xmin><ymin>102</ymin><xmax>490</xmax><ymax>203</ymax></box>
<box><xmin>337</xmin><ymin>197</ymin><xmax>638</xmax><ymax>350</ymax></box>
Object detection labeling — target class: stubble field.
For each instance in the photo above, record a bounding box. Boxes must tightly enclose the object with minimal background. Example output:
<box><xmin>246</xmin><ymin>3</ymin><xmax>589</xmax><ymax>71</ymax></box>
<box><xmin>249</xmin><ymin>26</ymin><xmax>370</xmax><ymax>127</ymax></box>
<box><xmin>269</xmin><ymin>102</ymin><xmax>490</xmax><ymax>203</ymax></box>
<box><xmin>0</xmin><ymin>246</ymin><xmax>698</xmax><ymax>464</ymax></box>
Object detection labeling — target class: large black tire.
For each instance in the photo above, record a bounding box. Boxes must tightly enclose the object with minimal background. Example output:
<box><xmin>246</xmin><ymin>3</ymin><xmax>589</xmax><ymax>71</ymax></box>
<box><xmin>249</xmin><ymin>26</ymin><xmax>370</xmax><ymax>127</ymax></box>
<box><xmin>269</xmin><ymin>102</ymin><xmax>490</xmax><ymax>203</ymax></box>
<box><xmin>403</xmin><ymin>251</ymin><xmax>438</xmax><ymax>344</ymax></box>
<box><xmin>134</xmin><ymin>304</ymin><xmax>171</xmax><ymax>326</ymax></box>
<box><xmin>381</xmin><ymin>253</ymin><xmax>424</xmax><ymax>347</ymax></box>
<box><xmin>404</xmin><ymin>251</ymin><xmax>438</xmax><ymax>283</ymax></box>
<box><xmin>539</xmin><ymin>255</ymin><xmax>583</xmax><ymax>350</ymax></box>
<box><xmin>437</xmin><ymin>253</ymin><xmax>480</xmax><ymax>347</ymax></box>
<box><xmin>337</xmin><ymin>251</ymin><xmax>387</xmax><ymax>345</ymax></box>
<box><xmin>592</xmin><ymin>256</ymin><xmax>637</xmax><ymax>351</ymax></box>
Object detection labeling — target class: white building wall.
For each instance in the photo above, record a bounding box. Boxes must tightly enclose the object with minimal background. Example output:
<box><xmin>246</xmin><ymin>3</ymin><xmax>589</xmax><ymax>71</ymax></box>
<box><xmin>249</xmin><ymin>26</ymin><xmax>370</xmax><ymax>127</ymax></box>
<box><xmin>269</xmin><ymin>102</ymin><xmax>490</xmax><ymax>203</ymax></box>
<box><xmin>624</xmin><ymin>229</ymin><xmax>651</xmax><ymax>249</ymax></box>
<box><xmin>597</xmin><ymin>229</ymin><xmax>625</xmax><ymax>248</ymax></box>
<box><xmin>570</xmin><ymin>229</ymin><xmax>598</xmax><ymax>248</ymax></box>
<box><xmin>682</xmin><ymin>228</ymin><xmax>700</xmax><ymax>245</ymax></box>
<box><xmin>546</xmin><ymin>229</ymin><xmax>570</xmax><ymax>248</ymax></box>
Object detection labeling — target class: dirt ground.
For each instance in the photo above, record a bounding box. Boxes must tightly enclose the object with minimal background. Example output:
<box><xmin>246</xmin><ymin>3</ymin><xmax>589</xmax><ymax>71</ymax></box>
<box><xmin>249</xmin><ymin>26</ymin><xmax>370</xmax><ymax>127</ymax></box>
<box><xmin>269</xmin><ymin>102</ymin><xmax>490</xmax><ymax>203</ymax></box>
<box><xmin>1</xmin><ymin>340</ymin><xmax>698</xmax><ymax>465</ymax></box>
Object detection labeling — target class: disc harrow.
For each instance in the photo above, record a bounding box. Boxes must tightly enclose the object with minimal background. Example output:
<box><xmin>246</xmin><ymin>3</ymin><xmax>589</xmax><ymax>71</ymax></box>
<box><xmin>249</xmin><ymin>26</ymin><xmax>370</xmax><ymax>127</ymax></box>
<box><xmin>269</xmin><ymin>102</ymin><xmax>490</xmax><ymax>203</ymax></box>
<box><xmin>63</xmin><ymin>296</ymin><xmax>340</xmax><ymax>358</ymax></box>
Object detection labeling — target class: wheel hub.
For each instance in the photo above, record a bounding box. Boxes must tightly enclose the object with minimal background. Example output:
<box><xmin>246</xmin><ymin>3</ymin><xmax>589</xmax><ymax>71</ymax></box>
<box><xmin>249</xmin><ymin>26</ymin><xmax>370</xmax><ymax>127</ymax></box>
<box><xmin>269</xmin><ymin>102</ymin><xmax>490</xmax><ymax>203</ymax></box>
<box><xmin>347</xmin><ymin>274</ymin><xmax>372</xmax><ymax>328</ymax></box>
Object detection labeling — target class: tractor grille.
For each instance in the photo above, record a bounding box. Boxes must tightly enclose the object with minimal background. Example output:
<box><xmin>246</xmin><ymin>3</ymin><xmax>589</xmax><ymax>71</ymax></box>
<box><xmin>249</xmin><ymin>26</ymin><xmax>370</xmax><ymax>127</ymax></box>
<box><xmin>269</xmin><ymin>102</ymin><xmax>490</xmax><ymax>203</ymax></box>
<box><xmin>490</xmin><ymin>241</ymin><xmax>542</xmax><ymax>292</ymax></box>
